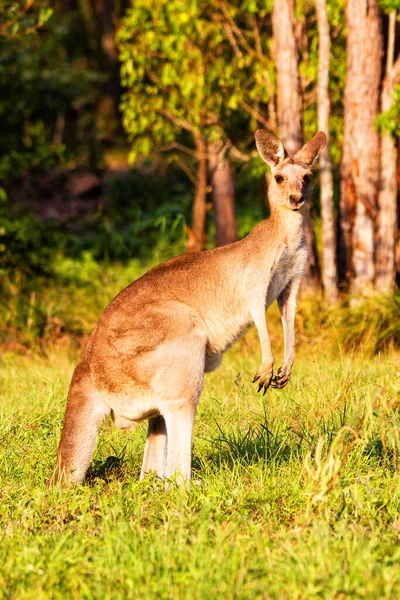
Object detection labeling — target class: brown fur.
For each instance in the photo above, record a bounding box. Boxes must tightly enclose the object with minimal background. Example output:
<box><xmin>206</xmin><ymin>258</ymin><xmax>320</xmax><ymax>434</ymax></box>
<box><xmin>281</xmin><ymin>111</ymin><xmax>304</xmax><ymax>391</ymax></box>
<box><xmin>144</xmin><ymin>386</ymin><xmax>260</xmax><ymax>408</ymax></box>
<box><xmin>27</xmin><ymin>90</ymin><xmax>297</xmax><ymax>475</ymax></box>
<box><xmin>49</xmin><ymin>130</ymin><xmax>326</xmax><ymax>486</ymax></box>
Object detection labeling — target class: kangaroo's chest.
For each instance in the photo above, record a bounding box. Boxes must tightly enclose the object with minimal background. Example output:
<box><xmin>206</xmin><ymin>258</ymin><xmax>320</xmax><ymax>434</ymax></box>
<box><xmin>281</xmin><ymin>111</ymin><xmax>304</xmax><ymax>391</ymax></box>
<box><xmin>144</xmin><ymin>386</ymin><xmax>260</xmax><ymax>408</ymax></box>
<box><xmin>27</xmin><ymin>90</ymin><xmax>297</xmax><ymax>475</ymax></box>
<box><xmin>267</xmin><ymin>244</ymin><xmax>306</xmax><ymax>306</ymax></box>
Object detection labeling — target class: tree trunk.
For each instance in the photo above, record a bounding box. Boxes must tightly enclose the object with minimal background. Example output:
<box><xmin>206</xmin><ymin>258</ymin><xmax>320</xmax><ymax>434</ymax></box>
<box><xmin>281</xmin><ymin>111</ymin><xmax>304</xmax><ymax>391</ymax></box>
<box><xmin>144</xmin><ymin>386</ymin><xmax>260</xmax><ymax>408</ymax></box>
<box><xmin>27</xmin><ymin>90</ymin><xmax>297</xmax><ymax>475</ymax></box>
<box><xmin>375</xmin><ymin>15</ymin><xmax>400</xmax><ymax>292</ymax></box>
<box><xmin>272</xmin><ymin>0</ymin><xmax>320</xmax><ymax>292</ymax></box>
<box><xmin>187</xmin><ymin>135</ymin><xmax>208</xmax><ymax>253</ymax></box>
<box><xmin>94</xmin><ymin>0</ymin><xmax>121</xmax><ymax>122</ymax></box>
<box><xmin>316</xmin><ymin>0</ymin><xmax>337</xmax><ymax>304</ymax></box>
<box><xmin>272</xmin><ymin>0</ymin><xmax>303</xmax><ymax>156</ymax></box>
<box><xmin>208</xmin><ymin>141</ymin><xmax>237</xmax><ymax>247</ymax></box>
<box><xmin>339</xmin><ymin>0</ymin><xmax>382</xmax><ymax>292</ymax></box>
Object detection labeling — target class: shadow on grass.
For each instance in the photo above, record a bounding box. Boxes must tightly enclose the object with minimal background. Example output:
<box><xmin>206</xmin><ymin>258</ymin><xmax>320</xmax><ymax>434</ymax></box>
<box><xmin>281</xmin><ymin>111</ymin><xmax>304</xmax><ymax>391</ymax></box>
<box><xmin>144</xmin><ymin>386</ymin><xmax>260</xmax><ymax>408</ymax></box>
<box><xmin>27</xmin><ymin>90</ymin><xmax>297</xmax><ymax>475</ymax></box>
<box><xmin>199</xmin><ymin>417</ymin><xmax>302</xmax><ymax>470</ymax></box>
<box><xmin>197</xmin><ymin>402</ymin><xmax>373</xmax><ymax>472</ymax></box>
<box><xmin>85</xmin><ymin>403</ymin><xmax>399</xmax><ymax>483</ymax></box>
<box><xmin>86</xmin><ymin>445</ymin><xmax>128</xmax><ymax>483</ymax></box>
<box><xmin>364</xmin><ymin>438</ymin><xmax>399</xmax><ymax>470</ymax></box>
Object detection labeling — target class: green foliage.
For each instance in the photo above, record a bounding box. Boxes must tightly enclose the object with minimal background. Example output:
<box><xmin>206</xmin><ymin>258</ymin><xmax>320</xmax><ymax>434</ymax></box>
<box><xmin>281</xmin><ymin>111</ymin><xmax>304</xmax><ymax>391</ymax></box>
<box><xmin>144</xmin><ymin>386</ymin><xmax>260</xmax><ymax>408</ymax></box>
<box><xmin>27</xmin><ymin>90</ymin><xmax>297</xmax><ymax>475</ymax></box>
<box><xmin>0</xmin><ymin>1</ymin><xmax>63</xmax><ymax>179</ymax></box>
<box><xmin>91</xmin><ymin>170</ymin><xmax>190</xmax><ymax>260</ymax></box>
<box><xmin>118</xmin><ymin>0</ymin><xmax>273</xmax><ymax>161</ymax></box>
<box><xmin>0</xmin><ymin>208</ymin><xmax>62</xmax><ymax>277</ymax></box>
<box><xmin>377</xmin><ymin>85</ymin><xmax>400</xmax><ymax>137</ymax></box>
<box><xmin>0</xmin><ymin>4</ymin><xmax>112</xmax><ymax>182</ymax></box>
<box><xmin>0</xmin><ymin>165</ymin><xmax>194</xmax><ymax>284</ymax></box>
<box><xmin>0</xmin><ymin>1</ymin><xmax>53</xmax><ymax>38</ymax></box>
<box><xmin>0</xmin><ymin>260</ymin><xmax>144</xmax><ymax>347</ymax></box>
<box><xmin>379</xmin><ymin>0</ymin><xmax>400</xmax><ymax>13</ymax></box>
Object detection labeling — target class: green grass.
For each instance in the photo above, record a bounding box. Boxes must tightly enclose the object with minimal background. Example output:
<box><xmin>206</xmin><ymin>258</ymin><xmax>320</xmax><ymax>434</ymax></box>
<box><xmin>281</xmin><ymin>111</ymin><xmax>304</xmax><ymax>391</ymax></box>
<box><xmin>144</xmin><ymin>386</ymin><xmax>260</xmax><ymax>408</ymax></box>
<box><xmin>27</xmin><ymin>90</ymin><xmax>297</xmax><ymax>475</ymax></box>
<box><xmin>1</xmin><ymin>275</ymin><xmax>400</xmax><ymax>598</ymax></box>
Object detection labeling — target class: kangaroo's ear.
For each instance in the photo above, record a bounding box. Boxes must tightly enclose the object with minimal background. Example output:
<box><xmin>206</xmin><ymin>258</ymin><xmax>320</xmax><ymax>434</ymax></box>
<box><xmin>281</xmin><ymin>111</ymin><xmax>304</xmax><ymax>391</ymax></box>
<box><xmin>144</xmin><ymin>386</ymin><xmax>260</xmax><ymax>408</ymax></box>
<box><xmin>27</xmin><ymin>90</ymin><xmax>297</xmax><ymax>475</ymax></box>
<box><xmin>255</xmin><ymin>130</ymin><xmax>287</xmax><ymax>168</ymax></box>
<box><xmin>294</xmin><ymin>131</ymin><xmax>327</xmax><ymax>167</ymax></box>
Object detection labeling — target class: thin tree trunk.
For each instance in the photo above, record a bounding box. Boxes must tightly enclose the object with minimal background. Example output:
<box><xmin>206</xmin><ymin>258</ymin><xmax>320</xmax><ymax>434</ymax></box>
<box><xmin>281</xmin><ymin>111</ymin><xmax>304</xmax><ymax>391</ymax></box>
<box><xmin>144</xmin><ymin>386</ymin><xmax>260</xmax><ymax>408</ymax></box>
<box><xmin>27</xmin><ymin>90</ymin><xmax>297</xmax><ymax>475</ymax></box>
<box><xmin>376</xmin><ymin>16</ymin><xmax>400</xmax><ymax>291</ymax></box>
<box><xmin>302</xmin><ymin>203</ymin><xmax>321</xmax><ymax>293</ymax></box>
<box><xmin>316</xmin><ymin>0</ymin><xmax>337</xmax><ymax>304</ymax></box>
<box><xmin>339</xmin><ymin>0</ymin><xmax>382</xmax><ymax>292</ymax></box>
<box><xmin>272</xmin><ymin>0</ymin><xmax>320</xmax><ymax>293</ymax></box>
<box><xmin>208</xmin><ymin>141</ymin><xmax>237</xmax><ymax>247</ymax></box>
<box><xmin>337</xmin><ymin>157</ymin><xmax>354</xmax><ymax>287</ymax></box>
<box><xmin>187</xmin><ymin>135</ymin><xmax>208</xmax><ymax>253</ymax></box>
<box><xmin>94</xmin><ymin>0</ymin><xmax>121</xmax><ymax>122</ymax></box>
<box><xmin>272</xmin><ymin>0</ymin><xmax>303</xmax><ymax>156</ymax></box>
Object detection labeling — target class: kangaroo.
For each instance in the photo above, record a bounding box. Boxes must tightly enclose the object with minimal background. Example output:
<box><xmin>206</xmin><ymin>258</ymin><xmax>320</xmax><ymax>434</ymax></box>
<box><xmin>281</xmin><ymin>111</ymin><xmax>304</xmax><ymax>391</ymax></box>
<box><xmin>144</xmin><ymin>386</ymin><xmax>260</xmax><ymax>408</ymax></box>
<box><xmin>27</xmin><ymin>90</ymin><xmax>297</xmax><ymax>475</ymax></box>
<box><xmin>50</xmin><ymin>130</ymin><xmax>326</xmax><ymax>486</ymax></box>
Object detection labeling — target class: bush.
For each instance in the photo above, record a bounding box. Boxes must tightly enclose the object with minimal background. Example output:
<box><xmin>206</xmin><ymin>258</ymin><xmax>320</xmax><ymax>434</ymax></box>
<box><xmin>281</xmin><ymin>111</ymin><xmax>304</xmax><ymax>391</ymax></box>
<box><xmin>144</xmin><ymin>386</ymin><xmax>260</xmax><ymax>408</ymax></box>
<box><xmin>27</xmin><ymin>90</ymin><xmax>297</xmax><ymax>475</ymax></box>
<box><xmin>0</xmin><ymin>209</ymin><xmax>63</xmax><ymax>277</ymax></box>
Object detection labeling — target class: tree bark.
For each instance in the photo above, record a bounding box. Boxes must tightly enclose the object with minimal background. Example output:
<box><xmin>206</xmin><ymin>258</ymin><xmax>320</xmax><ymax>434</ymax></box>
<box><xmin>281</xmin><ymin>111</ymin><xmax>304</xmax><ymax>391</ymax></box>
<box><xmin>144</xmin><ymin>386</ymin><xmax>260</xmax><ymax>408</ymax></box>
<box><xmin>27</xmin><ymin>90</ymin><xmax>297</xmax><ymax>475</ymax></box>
<box><xmin>94</xmin><ymin>0</ymin><xmax>121</xmax><ymax>122</ymax></box>
<box><xmin>339</xmin><ymin>0</ymin><xmax>382</xmax><ymax>292</ymax></box>
<box><xmin>208</xmin><ymin>141</ymin><xmax>237</xmax><ymax>247</ymax></box>
<box><xmin>272</xmin><ymin>0</ymin><xmax>303</xmax><ymax>156</ymax></box>
<box><xmin>375</xmin><ymin>17</ymin><xmax>400</xmax><ymax>292</ymax></box>
<box><xmin>187</xmin><ymin>135</ymin><xmax>208</xmax><ymax>253</ymax></box>
<box><xmin>316</xmin><ymin>0</ymin><xmax>337</xmax><ymax>304</ymax></box>
<box><xmin>272</xmin><ymin>0</ymin><xmax>320</xmax><ymax>293</ymax></box>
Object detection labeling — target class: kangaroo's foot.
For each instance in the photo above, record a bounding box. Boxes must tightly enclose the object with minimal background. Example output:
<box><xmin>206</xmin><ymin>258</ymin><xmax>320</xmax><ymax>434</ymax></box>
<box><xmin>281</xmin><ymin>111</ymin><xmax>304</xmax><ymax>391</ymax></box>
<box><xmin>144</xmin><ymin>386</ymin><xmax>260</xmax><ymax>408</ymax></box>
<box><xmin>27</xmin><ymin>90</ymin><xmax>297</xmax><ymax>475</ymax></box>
<box><xmin>252</xmin><ymin>362</ymin><xmax>274</xmax><ymax>395</ymax></box>
<box><xmin>271</xmin><ymin>364</ymin><xmax>293</xmax><ymax>389</ymax></box>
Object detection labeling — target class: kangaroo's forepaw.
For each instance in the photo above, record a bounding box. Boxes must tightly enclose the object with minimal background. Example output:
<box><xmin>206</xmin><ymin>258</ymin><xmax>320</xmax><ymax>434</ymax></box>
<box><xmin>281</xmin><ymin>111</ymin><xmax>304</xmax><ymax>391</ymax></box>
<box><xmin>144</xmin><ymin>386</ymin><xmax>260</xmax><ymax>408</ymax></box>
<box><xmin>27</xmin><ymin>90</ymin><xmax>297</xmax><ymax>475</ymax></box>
<box><xmin>271</xmin><ymin>365</ymin><xmax>292</xmax><ymax>389</ymax></box>
<box><xmin>252</xmin><ymin>363</ymin><xmax>274</xmax><ymax>395</ymax></box>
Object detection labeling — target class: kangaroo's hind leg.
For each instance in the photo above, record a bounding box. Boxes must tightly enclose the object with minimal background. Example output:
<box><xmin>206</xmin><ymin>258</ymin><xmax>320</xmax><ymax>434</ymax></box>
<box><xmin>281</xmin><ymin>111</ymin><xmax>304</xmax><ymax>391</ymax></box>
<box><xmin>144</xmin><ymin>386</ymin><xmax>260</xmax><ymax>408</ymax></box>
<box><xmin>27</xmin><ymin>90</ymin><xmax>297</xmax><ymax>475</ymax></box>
<box><xmin>164</xmin><ymin>402</ymin><xmax>197</xmax><ymax>482</ymax></box>
<box><xmin>49</xmin><ymin>362</ymin><xmax>108</xmax><ymax>485</ymax></box>
<box><xmin>135</xmin><ymin>319</ymin><xmax>206</xmax><ymax>483</ymax></box>
<box><xmin>140</xmin><ymin>415</ymin><xmax>167</xmax><ymax>480</ymax></box>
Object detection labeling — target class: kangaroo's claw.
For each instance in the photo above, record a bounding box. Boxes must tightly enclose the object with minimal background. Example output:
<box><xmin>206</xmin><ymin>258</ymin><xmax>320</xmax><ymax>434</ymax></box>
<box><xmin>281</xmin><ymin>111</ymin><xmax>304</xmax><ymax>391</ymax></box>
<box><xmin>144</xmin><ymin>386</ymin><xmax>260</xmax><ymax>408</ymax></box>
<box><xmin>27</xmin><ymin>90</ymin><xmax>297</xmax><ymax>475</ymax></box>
<box><xmin>253</xmin><ymin>363</ymin><xmax>274</xmax><ymax>394</ymax></box>
<box><xmin>271</xmin><ymin>365</ymin><xmax>292</xmax><ymax>389</ymax></box>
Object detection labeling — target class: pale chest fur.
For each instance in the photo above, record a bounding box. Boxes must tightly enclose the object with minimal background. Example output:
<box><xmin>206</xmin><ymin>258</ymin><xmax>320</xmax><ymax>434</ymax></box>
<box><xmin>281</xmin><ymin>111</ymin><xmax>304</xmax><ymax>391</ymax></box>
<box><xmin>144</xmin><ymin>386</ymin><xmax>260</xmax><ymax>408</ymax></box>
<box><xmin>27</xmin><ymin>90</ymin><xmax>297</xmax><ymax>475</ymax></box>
<box><xmin>266</xmin><ymin>241</ymin><xmax>307</xmax><ymax>307</ymax></box>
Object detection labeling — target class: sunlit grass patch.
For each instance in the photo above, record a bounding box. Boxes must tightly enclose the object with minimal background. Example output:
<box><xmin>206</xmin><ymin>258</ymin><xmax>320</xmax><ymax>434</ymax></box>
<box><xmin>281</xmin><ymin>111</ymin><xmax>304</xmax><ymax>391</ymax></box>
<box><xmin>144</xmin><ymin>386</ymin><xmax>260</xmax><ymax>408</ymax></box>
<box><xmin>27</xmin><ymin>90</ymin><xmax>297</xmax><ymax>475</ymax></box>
<box><xmin>1</xmin><ymin>328</ymin><xmax>400</xmax><ymax>598</ymax></box>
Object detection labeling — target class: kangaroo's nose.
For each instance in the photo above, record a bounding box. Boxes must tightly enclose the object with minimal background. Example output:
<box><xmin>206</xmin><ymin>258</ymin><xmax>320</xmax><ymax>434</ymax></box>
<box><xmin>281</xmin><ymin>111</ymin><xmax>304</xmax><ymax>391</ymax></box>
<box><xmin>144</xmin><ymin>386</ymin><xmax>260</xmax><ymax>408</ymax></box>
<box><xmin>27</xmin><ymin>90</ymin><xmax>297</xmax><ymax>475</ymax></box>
<box><xmin>289</xmin><ymin>195</ymin><xmax>304</xmax><ymax>209</ymax></box>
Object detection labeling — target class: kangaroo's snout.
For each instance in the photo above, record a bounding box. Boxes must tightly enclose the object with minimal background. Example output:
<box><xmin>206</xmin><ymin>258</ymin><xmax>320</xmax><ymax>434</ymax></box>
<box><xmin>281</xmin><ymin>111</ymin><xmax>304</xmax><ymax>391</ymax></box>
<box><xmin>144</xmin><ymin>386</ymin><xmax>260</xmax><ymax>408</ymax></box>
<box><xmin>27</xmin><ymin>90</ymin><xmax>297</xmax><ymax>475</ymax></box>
<box><xmin>289</xmin><ymin>194</ymin><xmax>304</xmax><ymax>210</ymax></box>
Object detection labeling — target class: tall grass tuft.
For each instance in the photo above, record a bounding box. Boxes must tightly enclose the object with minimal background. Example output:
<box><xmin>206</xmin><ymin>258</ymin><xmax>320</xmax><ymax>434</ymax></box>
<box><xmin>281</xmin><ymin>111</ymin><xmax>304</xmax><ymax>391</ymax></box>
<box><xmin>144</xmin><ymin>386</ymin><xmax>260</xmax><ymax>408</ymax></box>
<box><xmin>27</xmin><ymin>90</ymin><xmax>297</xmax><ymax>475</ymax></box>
<box><xmin>333</xmin><ymin>292</ymin><xmax>400</xmax><ymax>355</ymax></box>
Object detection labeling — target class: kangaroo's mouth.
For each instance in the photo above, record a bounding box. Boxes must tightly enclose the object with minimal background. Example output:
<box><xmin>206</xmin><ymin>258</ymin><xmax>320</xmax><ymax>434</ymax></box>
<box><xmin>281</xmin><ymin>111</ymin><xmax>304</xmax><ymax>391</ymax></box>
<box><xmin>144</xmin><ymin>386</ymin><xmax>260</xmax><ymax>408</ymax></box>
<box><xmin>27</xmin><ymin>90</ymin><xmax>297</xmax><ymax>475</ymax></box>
<box><xmin>290</xmin><ymin>201</ymin><xmax>305</xmax><ymax>211</ymax></box>
<box><xmin>289</xmin><ymin>196</ymin><xmax>305</xmax><ymax>211</ymax></box>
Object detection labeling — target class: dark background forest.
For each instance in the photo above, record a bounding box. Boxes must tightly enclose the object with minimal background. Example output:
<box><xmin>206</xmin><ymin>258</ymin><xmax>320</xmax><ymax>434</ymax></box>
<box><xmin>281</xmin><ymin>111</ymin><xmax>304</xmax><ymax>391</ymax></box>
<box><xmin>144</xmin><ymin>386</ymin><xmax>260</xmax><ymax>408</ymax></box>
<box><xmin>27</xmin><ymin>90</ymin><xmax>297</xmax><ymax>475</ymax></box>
<box><xmin>1</xmin><ymin>0</ymin><xmax>400</xmax><ymax>350</ymax></box>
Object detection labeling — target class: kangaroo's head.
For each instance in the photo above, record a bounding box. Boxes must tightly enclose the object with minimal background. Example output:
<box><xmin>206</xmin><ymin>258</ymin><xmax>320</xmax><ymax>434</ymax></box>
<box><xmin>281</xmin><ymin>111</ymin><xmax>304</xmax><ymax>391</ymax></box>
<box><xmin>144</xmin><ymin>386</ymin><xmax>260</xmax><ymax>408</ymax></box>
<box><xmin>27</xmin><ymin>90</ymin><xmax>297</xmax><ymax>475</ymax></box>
<box><xmin>255</xmin><ymin>130</ymin><xmax>327</xmax><ymax>212</ymax></box>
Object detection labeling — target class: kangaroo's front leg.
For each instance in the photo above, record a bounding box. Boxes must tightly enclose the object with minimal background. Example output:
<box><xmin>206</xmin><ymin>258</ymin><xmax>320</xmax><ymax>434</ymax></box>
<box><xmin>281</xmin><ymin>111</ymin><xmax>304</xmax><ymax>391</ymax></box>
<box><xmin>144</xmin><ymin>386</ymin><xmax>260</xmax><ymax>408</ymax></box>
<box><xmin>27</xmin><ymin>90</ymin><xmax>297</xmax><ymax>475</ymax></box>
<box><xmin>248</xmin><ymin>292</ymin><xmax>274</xmax><ymax>394</ymax></box>
<box><xmin>272</xmin><ymin>277</ymin><xmax>302</xmax><ymax>389</ymax></box>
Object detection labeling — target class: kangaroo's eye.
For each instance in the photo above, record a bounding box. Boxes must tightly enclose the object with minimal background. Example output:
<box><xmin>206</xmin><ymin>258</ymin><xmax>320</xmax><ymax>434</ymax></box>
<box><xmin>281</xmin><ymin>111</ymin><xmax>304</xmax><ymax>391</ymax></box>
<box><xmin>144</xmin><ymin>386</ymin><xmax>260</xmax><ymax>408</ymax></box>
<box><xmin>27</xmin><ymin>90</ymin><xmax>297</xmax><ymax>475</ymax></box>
<box><xmin>303</xmin><ymin>174</ymin><xmax>312</xmax><ymax>184</ymax></box>
<box><xmin>275</xmin><ymin>174</ymin><xmax>284</xmax><ymax>184</ymax></box>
